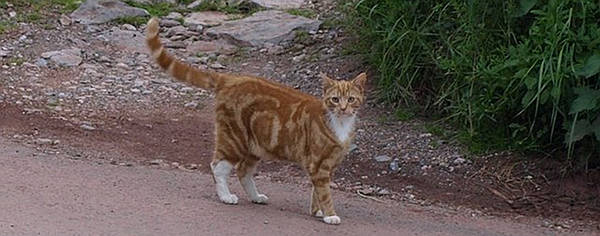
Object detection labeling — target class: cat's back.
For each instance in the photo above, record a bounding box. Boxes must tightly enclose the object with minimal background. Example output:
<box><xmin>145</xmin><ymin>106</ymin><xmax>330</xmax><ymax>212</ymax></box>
<box><xmin>216</xmin><ymin>74</ymin><xmax>321</xmax><ymax>107</ymax></box>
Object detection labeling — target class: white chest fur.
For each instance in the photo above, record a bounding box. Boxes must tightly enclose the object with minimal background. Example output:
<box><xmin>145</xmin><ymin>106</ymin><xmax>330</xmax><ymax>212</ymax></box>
<box><xmin>327</xmin><ymin>112</ymin><xmax>356</xmax><ymax>143</ymax></box>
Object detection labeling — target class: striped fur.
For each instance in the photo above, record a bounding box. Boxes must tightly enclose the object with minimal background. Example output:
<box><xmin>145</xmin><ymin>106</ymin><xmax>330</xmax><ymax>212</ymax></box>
<box><xmin>145</xmin><ymin>17</ymin><xmax>367</xmax><ymax>225</ymax></box>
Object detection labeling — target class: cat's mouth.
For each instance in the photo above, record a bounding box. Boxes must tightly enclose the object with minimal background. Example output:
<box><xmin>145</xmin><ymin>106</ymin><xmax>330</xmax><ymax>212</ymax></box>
<box><xmin>336</xmin><ymin>111</ymin><xmax>355</xmax><ymax>117</ymax></box>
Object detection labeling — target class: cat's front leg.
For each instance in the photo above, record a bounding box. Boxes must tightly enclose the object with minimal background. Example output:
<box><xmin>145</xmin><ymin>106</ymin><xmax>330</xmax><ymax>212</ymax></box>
<box><xmin>311</xmin><ymin>171</ymin><xmax>340</xmax><ymax>225</ymax></box>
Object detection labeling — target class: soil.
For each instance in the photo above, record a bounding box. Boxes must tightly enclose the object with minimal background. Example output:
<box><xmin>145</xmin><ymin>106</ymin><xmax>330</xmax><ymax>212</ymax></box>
<box><xmin>0</xmin><ymin>0</ymin><xmax>598</xmax><ymax>234</ymax></box>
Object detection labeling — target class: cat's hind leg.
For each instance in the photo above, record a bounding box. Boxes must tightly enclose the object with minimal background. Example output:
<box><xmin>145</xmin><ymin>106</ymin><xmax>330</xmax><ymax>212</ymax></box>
<box><xmin>310</xmin><ymin>186</ymin><xmax>324</xmax><ymax>217</ymax></box>
<box><xmin>237</xmin><ymin>160</ymin><xmax>268</xmax><ymax>204</ymax></box>
<box><xmin>211</xmin><ymin>158</ymin><xmax>238</xmax><ymax>204</ymax></box>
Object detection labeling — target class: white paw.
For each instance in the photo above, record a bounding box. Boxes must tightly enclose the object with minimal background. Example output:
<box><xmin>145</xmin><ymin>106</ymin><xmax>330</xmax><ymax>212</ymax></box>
<box><xmin>314</xmin><ymin>210</ymin><xmax>324</xmax><ymax>217</ymax></box>
<box><xmin>219</xmin><ymin>194</ymin><xmax>238</xmax><ymax>204</ymax></box>
<box><xmin>323</xmin><ymin>215</ymin><xmax>341</xmax><ymax>225</ymax></box>
<box><xmin>251</xmin><ymin>193</ymin><xmax>269</xmax><ymax>204</ymax></box>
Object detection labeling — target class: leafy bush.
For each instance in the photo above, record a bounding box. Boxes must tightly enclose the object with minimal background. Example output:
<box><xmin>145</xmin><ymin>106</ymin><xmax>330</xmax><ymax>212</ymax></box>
<box><xmin>347</xmin><ymin>0</ymin><xmax>600</xmax><ymax>170</ymax></box>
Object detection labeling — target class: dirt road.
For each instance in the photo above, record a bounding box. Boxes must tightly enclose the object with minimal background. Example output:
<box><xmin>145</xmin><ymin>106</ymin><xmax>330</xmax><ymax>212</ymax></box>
<box><xmin>0</xmin><ymin>137</ymin><xmax>584</xmax><ymax>236</ymax></box>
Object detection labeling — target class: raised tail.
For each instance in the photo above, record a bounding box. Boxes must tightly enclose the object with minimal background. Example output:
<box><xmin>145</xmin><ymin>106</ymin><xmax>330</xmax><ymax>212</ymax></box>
<box><xmin>146</xmin><ymin>17</ymin><xmax>220</xmax><ymax>90</ymax></box>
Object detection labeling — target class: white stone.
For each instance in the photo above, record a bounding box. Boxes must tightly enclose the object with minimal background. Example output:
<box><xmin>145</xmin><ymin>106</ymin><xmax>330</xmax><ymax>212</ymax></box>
<box><xmin>206</xmin><ymin>10</ymin><xmax>321</xmax><ymax>47</ymax></box>
<box><xmin>71</xmin><ymin>0</ymin><xmax>149</xmax><ymax>25</ymax></box>
<box><xmin>184</xmin><ymin>11</ymin><xmax>231</xmax><ymax>27</ymax></box>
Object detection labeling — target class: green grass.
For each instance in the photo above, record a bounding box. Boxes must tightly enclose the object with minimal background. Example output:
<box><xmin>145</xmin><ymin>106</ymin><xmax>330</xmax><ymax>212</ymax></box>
<box><xmin>346</xmin><ymin>0</ymin><xmax>600</xmax><ymax>170</ymax></box>
<box><xmin>52</xmin><ymin>0</ymin><xmax>81</xmax><ymax>13</ymax></box>
<box><xmin>394</xmin><ymin>108</ymin><xmax>415</xmax><ymax>121</ymax></box>
<box><xmin>6</xmin><ymin>57</ymin><xmax>26</xmax><ymax>66</ymax></box>
<box><xmin>122</xmin><ymin>0</ymin><xmax>261</xmax><ymax>19</ymax></box>
<box><xmin>124</xmin><ymin>1</ymin><xmax>176</xmax><ymax>16</ymax></box>
<box><xmin>114</xmin><ymin>16</ymin><xmax>150</xmax><ymax>27</ymax></box>
<box><xmin>0</xmin><ymin>21</ymin><xmax>16</xmax><ymax>34</ymax></box>
<box><xmin>287</xmin><ymin>8</ymin><xmax>317</xmax><ymax>19</ymax></box>
<box><xmin>187</xmin><ymin>0</ymin><xmax>263</xmax><ymax>15</ymax></box>
<box><xmin>293</xmin><ymin>30</ymin><xmax>310</xmax><ymax>44</ymax></box>
<box><xmin>0</xmin><ymin>0</ymin><xmax>81</xmax><ymax>28</ymax></box>
<box><xmin>321</xmin><ymin>16</ymin><xmax>342</xmax><ymax>29</ymax></box>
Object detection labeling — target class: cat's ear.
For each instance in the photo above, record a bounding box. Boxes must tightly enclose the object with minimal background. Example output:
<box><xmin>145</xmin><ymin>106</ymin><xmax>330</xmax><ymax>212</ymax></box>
<box><xmin>352</xmin><ymin>72</ymin><xmax>367</xmax><ymax>91</ymax></box>
<box><xmin>320</xmin><ymin>72</ymin><xmax>335</xmax><ymax>91</ymax></box>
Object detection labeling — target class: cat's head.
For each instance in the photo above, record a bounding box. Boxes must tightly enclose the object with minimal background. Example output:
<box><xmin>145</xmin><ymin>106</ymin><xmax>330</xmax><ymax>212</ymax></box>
<box><xmin>321</xmin><ymin>72</ymin><xmax>367</xmax><ymax>117</ymax></box>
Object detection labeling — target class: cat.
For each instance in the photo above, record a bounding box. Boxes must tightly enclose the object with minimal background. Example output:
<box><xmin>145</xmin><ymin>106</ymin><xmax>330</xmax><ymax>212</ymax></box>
<box><xmin>145</xmin><ymin>17</ymin><xmax>367</xmax><ymax>225</ymax></box>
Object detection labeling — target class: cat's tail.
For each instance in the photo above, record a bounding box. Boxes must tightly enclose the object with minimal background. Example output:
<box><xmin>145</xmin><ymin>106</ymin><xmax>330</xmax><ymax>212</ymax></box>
<box><xmin>146</xmin><ymin>17</ymin><xmax>221</xmax><ymax>90</ymax></box>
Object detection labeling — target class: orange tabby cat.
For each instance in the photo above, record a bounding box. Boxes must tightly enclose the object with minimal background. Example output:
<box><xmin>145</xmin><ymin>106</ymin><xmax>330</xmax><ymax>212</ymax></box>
<box><xmin>146</xmin><ymin>18</ymin><xmax>367</xmax><ymax>225</ymax></box>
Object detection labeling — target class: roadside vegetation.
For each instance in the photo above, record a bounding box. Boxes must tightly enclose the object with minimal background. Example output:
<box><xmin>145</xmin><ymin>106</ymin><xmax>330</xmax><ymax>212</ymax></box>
<box><xmin>344</xmin><ymin>0</ymin><xmax>600</xmax><ymax>171</ymax></box>
<box><xmin>0</xmin><ymin>0</ymin><xmax>80</xmax><ymax>33</ymax></box>
<box><xmin>119</xmin><ymin>0</ymin><xmax>262</xmax><ymax>26</ymax></box>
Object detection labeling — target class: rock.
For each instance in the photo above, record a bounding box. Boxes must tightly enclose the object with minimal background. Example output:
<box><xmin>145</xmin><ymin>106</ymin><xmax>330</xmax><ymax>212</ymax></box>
<box><xmin>0</xmin><ymin>50</ymin><xmax>9</xmax><ymax>58</ymax></box>
<box><xmin>249</xmin><ymin>0</ymin><xmax>305</xmax><ymax>9</ymax></box>
<box><xmin>453</xmin><ymin>157</ymin><xmax>467</xmax><ymax>165</ymax></box>
<box><xmin>186</xmin><ymin>40</ymin><xmax>238</xmax><ymax>55</ymax></box>
<box><xmin>100</xmin><ymin>28</ymin><xmax>146</xmax><ymax>53</ymax></box>
<box><xmin>35</xmin><ymin>58</ymin><xmax>48</xmax><ymax>67</ymax></box>
<box><xmin>186</xmin><ymin>0</ymin><xmax>207</xmax><ymax>9</ymax></box>
<box><xmin>35</xmin><ymin>138</ymin><xmax>54</xmax><ymax>145</ymax></box>
<box><xmin>374</xmin><ymin>155</ymin><xmax>391</xmax><ymax>162</ymax></box>
<box><xmin>190</xmin><ymin>25</ymin><xmax>204</xmax><ymax>33</ymax></box>
<box><xmin>70</xmin><ymin>0</ymin><xmax>149</xmax><ymax>25</ymax></box>
<box><xmin>209</xmin><ymin>62</ymin><xmax>225</xmax><ymax>69</ymax></box>
<box><xmin>160</xmin><ymin>19</ymin><xmax>181</xmax><ymax>27</ymax></box>
<box><xmin>130</xmin><ymin>0</ymin><xmax>176</xmax><ymax>4</ymax></box>
<box><xmin>85</xmin><ymin>25</ymin><xmax>102</xmax><ymax>33</ymax></box>
<box><xmin>80</xmin><ymin>124</ymin><xmax>96</xmax><ymax>131</ymax></box>
<box><xmin>41</xmin><ymin>48</ymin><xmax>83</xmax><ymax>67</ymax></box>
<box><xmin>164</xmin><ymin>41</ymin><xmax>187</xmax><ymax>49</ymax></box>
<box><xmin>165</xmin><ymin>12</ymin><xmax>183</xmax><ymax>20</ymax></box>
<box><xmin>166</xmin><ymin>26</ymin><xmax>188</xmax><ymax>37</ymax></box>
<box><xmin>198</xmin><ymin>56</ymin><xmax>210</xmax><ymax>64</ymax></box>
<box><xmin>121</xmin><ymin>23</ymin><xmax>137</xmax><ymax>31</ymax></box>
<box><xmin>389</xmin><ymin>159</ymin><xmax>400</xmax><ymax>173</ymax></box>
<box><xmin>59</xmin><ymin>15</ymin><xmax>72</xmax><ymax>26</ymax></box>
<box><xmin>206</xmin><ymin>10</ymin><xmax>321</xmax><ymax>47</ymax></box>
<box><xmin>184</xmin><ymin>101</ymin><xmax>198</xmax><ymax>108</ymax></box>
<box><xmin>115</xmin><ymin>62</ymin><xmax>129</xmax><ymax>69</ymax></box>
<box><xmin>184</xmin><ymin>11</ymin><xmax>231</xmax><ymax>27</ymax></box>
<box><xmin>9</xmin><ymin>11</ymin><xmax>17</xmax><ymax>18</ymax></box>
<box><xmin>150</xmin><ymin>159</ymin><xmax>164</xmax><ymax>165</ymax></box>
<box><xmin>292</xmin><ymin>54</ymin><xmax>305</xmax><ymax>62</ymax></box>
<box><xmin>377</xmin><ymin>188</ymin><xmax>391</xmax><ymax>195</ymax></box>
<box><xmin>170</xmin><ymin>35</ymin><xmax>186</xmax><ymax>41</ymax></box>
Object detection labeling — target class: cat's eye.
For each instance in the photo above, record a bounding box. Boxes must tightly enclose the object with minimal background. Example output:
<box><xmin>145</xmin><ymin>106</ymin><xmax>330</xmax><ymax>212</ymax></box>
<box><xmin>331</xmin><ymin>97</ymin><xmax>340</xmax><ymax>103</ymax></box>
<box><xmin>348</xmin><ymin>97</ymin><xmax>355</xmax><ymax>103</ymax></box>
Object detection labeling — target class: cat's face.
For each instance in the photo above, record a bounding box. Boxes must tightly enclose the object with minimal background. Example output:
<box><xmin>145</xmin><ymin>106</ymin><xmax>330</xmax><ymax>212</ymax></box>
<box><xmin>321</xmin><ymin>73</ymin><xmax>367</xmax><ymax>117</ymax></box>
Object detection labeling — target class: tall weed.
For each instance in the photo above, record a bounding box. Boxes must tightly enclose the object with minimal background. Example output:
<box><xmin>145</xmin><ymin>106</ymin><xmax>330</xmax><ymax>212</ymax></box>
<box><xmin>347</xmin><ymin>0</ymin><xmax>600</xmax><ymax>170</ymax></box>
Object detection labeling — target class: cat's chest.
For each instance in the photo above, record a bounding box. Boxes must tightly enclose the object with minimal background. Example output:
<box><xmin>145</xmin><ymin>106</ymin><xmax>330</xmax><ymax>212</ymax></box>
<box><xmin>327</xmin><ymin>113</ymin><xmax>356</xmax><ymax>143</ymax></box>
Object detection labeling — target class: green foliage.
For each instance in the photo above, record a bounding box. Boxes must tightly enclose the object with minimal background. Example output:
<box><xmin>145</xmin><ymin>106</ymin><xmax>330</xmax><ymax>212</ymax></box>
<box><xmin>347</xmin><ymin>0</ymin><xmax>600</xmax><ymax>170</ymax></box>
<box><xmin>186</xmin><ymin>0</ymin><xmax>262</xmax><ymax>15</ymax></box>
<box><xmin>394</xmin><ymin>108</ymin><xmax>415</xmax><ymax>121</ymax></box>
<box><xmin>287</xmin><ymin>8</ymin><xmax>317</xmax><ymax>19</ymax></box>
<box><xmin>0</xmin><ymin>0</ymin><xmax>81</xmax><ymax>28</ymax></box>
<box><xmin>124</xmin><ymin>1</ymin><xmax>176</xmax><ymax>16</ymax></box>
<box><xmin>114</xmin><ymin>16</ymin><xmax>150</xmax><ymax>27</ymax></box>
<box><xmin>123</xmin><ymin>0</ymin><xmax>261</xmax><ymax>17</ymax></box>
<box><xmin>0</xmin><ymin>20</ymin><xmax>16</xmax><ymax>34</ymax></box>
